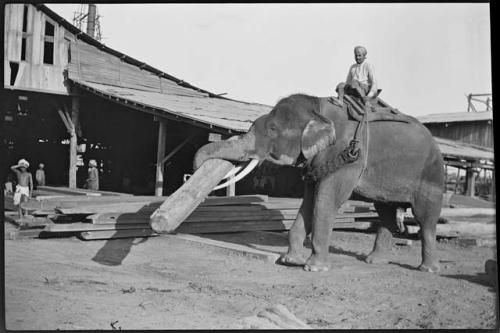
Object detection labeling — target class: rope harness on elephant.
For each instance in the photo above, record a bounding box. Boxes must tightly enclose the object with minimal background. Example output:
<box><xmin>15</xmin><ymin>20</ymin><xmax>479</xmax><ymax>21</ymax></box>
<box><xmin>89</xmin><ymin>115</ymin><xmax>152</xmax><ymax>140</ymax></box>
<box><xmin>302</xmin><ymin>100</ymin><xmax>370</xmax><ymax>183</ymax></box>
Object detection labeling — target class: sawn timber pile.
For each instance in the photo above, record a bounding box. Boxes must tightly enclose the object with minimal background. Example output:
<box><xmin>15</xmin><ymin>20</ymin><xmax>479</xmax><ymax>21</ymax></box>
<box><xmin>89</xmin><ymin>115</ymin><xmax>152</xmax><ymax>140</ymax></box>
<box><xmin>12</xmin><ymin>194</ymin><xmax>379</xmax><ymax>240</ymax></box>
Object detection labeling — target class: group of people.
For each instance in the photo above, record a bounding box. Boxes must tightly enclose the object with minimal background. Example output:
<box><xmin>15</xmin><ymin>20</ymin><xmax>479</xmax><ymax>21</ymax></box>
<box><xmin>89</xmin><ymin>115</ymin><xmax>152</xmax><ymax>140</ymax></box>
<box><xmin>7</xmin><ymin>158</ymin><xmax>100</xmax><ymax>218</ymax></box>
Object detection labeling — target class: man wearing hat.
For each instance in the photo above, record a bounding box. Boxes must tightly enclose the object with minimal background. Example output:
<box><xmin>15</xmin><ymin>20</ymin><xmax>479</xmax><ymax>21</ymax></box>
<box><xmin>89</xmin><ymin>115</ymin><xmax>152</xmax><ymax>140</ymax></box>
<box><xmin>10</xmin><ymin>159</ymin><xmax>33</xmax><ymax>218</ymax></box>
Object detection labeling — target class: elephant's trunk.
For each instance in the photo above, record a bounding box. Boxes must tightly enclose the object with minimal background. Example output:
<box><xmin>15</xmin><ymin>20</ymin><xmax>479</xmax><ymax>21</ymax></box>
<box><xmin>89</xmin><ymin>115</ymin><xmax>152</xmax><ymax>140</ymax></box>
<box><xmin>193</xmin><ymin>131</ymin><xmax>256</xmax><ymax>170</ymax></box>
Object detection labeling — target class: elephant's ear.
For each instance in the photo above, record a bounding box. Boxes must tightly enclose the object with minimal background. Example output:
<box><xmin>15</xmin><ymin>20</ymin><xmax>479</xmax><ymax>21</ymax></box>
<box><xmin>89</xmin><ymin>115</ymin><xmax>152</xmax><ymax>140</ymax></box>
<box><xmin>301</xmin><ymin>117</ymin><xmax>336</xmax><ymax>160</ymax></box>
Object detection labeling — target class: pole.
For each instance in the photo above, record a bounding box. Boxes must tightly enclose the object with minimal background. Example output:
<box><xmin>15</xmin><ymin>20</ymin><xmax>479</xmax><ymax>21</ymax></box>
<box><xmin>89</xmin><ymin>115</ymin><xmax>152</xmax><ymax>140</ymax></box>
<box><xmin>155</xmin><ymin>120</ymin><xmax>167</xmax><ymax>196</ymax></box>
<box><xmin>68</xmin><ymin>96</ymin><xmax>79</xmax><ymax>188</ymax></box>
<box><xmin>86</xmin><ymin>4</ymin><xmax>97</xmax><ymax>38</ymax></box>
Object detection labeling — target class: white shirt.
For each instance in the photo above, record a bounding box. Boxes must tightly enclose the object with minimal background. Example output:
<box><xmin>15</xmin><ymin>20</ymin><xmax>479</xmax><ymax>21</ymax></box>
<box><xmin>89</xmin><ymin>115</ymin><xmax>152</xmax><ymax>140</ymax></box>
<box><xmin>346</xmin><ymin>60</ymin><xmax>378</xmax><ymax>97</ymax></box>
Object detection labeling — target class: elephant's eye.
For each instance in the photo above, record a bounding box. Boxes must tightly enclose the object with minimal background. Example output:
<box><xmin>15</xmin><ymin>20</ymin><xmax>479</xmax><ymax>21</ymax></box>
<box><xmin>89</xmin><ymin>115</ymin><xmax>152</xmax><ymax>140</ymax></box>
<box><xmin>268</xmin><ymin>125</ymin><xmax>278</xmax><ymax>138</ymax></box>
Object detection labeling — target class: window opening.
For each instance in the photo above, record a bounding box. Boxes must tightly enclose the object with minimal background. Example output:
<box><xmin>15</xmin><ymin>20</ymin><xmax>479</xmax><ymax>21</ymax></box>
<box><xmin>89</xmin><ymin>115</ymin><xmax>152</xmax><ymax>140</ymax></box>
<box><xmin>10</xmin><ymin>62</ymin><xmax>19</xmax><ymax>86</ymax></box>
<box><xmin>43</xmin><ymin>21</ymin><xmax>55</xmax><ymax>64</ymax></box>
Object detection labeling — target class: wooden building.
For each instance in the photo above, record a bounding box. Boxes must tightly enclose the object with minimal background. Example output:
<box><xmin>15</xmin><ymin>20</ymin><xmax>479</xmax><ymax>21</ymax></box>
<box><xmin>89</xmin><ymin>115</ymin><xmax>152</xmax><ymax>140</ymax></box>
<box><xmin>3</xmin><ymin>4</ymin><xmax>494</xmax><ymax>200</ymax></box>
<box><xmin>418</xmin><ymin>112</ymin><xmax>494</xmax><ymax>198</ymax></box>
<box><xmin>418</xmin><ymin>111</ymin><xmax>493</xmax><ymax>148</ymax></box>
<box><xmin>2</xmin><ymin>3</ymin><xmax>271</xmax><ymax>196</ymax></box>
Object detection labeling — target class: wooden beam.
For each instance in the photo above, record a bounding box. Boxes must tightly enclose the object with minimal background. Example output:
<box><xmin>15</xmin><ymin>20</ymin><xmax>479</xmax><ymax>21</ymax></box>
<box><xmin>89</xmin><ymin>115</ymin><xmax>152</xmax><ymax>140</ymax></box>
<box><xmin>171</xmin><ymin>233</ymin><xmax>280</xmax><ymax>263</ymax></box>
<box><xmin>160</xmin><ymin>134</ymin><xmax>194</xmax><ymax>165</ymax></box>
<box><xmin>57</xmin><ymin>109</ymin><xmax>72</xmax><ymax>133</ymax></box>
<box><xmin>155</xmin><ymin>120</ymin><xmax>167</xmax><ymax>196</ymax></box>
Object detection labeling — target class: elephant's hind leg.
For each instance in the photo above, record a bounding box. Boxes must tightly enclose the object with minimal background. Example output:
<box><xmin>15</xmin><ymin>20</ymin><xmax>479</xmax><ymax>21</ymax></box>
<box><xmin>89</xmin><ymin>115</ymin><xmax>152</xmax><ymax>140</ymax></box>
<box><xmin>279</xmin><ymin>182</ymin><xmax>314</xmax><ymax>266</ymax></box>
<box><xmin>412</xmin><ymin>190</ymin><xmax>442</xmax><ymax>273</ymax></box>
<box><xmin>365</xmin><ymin>202</ymin><xmax>398</xmax><ymax>264</ymax></box>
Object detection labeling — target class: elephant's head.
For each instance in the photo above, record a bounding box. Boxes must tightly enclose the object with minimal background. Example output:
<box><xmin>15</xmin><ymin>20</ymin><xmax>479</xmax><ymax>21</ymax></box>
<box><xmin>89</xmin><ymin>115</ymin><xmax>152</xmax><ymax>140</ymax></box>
<box><xmin>193</xmin><ymin>94</ymin><xmax>336</xmax><ymax>189</ymax></box>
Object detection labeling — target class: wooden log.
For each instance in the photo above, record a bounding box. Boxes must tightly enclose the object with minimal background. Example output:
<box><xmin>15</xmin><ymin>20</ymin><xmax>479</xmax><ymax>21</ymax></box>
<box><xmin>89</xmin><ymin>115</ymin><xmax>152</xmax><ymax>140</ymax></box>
<box><xmin>150</xmin><ymin>159</ymin><xmax>235</xmax><ymax>233</ymax></box>
<box><xmin>79</xmin><ymin>229</ymin><xmax>158</xmax><ymax>240</ymax></box>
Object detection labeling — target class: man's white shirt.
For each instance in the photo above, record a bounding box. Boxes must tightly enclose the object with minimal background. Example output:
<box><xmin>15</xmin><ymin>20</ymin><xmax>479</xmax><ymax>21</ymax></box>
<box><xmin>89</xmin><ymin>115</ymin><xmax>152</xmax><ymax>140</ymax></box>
<box><xmin>346</xmin><ymin>61</ymin><xmax>378</xmax><ymax>97</ymax></box>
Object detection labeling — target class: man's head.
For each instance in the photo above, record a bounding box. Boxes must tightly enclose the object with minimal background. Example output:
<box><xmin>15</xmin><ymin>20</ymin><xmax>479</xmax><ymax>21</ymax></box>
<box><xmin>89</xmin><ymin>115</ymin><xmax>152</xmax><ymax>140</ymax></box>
<box><xmin>39</xmin><ymin>163</ymin><xmax>44</xmax><ymax>169</ymax></box>
<box><xmin>89</xmin><ymin>159</ymin><xmax>97</xmax><ymax>167</ymax></box>
<box><xmin>354</xmin><ymin>46</ymin><xmax>367</xmax><ymax>64</ymax></box>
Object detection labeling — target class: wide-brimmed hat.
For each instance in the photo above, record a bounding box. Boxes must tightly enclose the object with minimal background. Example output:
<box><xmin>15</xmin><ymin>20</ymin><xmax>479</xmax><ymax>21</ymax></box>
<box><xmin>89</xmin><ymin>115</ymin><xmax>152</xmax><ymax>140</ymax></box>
<box><xmin>18</xmin><ymin>159</ymin><xmax>29</xmax><ymax>168</ymax></box>
<box><xmin>89</xmin><ymin>159</ymin><xmax>97</xmax><ymax>167</ymax></box>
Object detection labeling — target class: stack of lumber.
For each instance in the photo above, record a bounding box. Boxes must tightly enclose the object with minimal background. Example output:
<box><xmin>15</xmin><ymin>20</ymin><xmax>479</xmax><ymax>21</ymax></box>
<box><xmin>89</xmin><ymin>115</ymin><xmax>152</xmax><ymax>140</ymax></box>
<box><xmin>10</xmin><ymin>194</ymin><xmax>379</xmax><ymax>240</ymax></box>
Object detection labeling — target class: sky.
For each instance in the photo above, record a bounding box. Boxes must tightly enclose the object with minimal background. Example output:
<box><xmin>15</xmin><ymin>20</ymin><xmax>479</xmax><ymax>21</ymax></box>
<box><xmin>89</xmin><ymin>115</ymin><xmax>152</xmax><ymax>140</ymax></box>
<box><xmin>46</xmin><ymin>3</ymin><xmax>492</xmax><ymax>117</ymax></box>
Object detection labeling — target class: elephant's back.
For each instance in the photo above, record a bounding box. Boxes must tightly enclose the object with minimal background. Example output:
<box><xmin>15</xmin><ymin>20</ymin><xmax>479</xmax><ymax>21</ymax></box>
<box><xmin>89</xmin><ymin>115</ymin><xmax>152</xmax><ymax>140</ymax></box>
<box><xmin>358</xmin><ymin>118</ymin><xmax>444</xmax><ymax>202</ymax></box>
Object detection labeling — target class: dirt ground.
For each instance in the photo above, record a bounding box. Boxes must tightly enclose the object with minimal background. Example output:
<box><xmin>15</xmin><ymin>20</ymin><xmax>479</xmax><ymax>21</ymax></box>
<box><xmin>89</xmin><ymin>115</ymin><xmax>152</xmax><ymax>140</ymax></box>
<box><xmin>4</xmin><ymin>221</ymin><xmax>498</xmax><ymax>330</ymax></box>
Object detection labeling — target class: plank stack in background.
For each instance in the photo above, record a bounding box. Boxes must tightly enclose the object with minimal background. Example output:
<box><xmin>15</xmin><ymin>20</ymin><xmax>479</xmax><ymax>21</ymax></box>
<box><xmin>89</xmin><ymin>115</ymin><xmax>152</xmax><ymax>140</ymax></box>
<box><xmin>8</xmin><ymin>192</ymin><xmax>379</xmax><ymax>240</ymax></box>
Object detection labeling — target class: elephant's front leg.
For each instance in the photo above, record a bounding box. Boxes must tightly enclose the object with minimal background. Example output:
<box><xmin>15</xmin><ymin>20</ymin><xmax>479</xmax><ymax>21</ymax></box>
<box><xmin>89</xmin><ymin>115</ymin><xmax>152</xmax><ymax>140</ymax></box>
<box><xmin>304</xmin><ymin>178</ymin><xmax>337</xmax><ymax>272</ymax></box>
<box><xmin>304</xmin><ymin>168</ymin><xmax>360</xmax><ymax>272</ymax></box>
<box><xmin>280</xmin><ymin>182</ymin><xmax>314</xmax><ymax>266</ymax></box>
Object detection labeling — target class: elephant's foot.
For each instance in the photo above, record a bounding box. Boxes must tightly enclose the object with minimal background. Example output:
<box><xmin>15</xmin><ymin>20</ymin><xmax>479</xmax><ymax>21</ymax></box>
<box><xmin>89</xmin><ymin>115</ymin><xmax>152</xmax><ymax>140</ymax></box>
<box><xmin>279</xmin><ymin>252</ymin><xmax>306</xmax><ymax>266</ymax></box>
<box><xmin>365</xmin><ymin>250</ymin><xmax>389</xmax><ymax>265</ymax></box>
<box><xmin>418</xmin><ymin>261</ymin><xmax>440</xmax><ymax>273</ymax></box>
<box><xmin>304</xmin><ymin>255</ymin><xmax>329</xmax><ymax>272</ymax></box>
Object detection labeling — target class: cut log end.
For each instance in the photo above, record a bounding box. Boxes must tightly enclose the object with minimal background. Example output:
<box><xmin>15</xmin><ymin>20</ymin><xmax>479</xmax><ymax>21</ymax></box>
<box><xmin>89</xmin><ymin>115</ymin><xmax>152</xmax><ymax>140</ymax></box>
<box><xmin>150</xmin><ymin>212</ymin><xmax>173</xmax><ymax>233</ymax></box>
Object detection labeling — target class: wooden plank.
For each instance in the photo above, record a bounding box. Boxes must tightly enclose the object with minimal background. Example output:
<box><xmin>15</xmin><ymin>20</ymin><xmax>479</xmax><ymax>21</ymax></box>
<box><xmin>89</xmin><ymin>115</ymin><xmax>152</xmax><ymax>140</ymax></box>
<box><xmin>5</xmin><ymin>229</ymin><xmax>44</xmax><ymax>240</ymax></box>
<box><xmin>406</xmin><ymin>223</ymin><xmax>496</xmax><ymax>238</ymax></box>
<box><xmin>79</xmin><ymin>229</ymin><xmax>158</xmax><ymax>240</ymax></box>
<box><xmin>45</xmin><ymin>222</ymin><xmax>149</xmax><ymax>232</ymax></box>
<box><xmin>175</xmin><ymin>220</ymin><xmax>295</xmax><ymax>233</ymax></box>
<box><xmin>171</xmin><ymin>233</ymin><xmax>280</xmax><ymax>263</ymax></box>
<box><xmin>36</xmin><ymin>185</ymin><xmax>133</xmax><ymax>197</ymax></box>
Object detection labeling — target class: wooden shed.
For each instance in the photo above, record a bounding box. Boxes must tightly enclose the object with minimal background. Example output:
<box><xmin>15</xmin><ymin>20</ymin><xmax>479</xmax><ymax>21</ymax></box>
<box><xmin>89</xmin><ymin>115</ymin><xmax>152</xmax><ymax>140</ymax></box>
<box><xmin>418</xmin><ymin>111</ymin><xmax>493</xmax><ymax>148</ymax></box>
<box><xmin>418</xmin><ymin>112</ymin><xmax>494</xmax><ymax>199</ymax></box>
<box><xmin>2</xmin><ymin>3</ymin><xmax>271</xmax><ymax>196</ymax></box>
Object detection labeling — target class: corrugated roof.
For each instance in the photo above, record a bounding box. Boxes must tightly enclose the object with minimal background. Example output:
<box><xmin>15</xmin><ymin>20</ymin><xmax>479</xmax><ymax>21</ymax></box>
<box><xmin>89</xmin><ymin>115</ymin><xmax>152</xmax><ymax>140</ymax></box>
<box><xmin>73</xmin><ymin>79</ymin><xmax>271</xmax><ymax>133</ymax></box>
<box><xmin>417</xmin><ymin>111</ymin><xmax>493</xmax><ymax>124</ymax></box>
<box><xmin>434</xmin><ymin>137</ymin><xmax>494</xmax><ymax>161</ymax></box>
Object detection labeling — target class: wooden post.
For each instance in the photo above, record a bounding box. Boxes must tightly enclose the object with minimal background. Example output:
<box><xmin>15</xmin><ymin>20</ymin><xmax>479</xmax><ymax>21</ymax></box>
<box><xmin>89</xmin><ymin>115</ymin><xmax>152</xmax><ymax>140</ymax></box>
<box><xmin>464</xmin><ymin>168</ymin><xmax>478</xmax><ymax>197</ymax></box>
<box><xmin>155</xmin><ymin>120</ymin><xmax>167</xmax><ymax>196</ymax></box>
<box><xmin>444</xmin><ymin>165</ymin><xmax>448</xmax><ymax>191</ymax></box>
<box><xmin>226</xmin><ymin>176</ymin><xmax>236</xmax><ymax>196</ymax></box>
<box><xmin>490</xmin><ymin>171</ymin><xmax>495</xmax><ymax>200</ymax></box>
<box><xmin>68</xmin><ymin>96</ymin><xmax>79</xmax><ymax>189</ymax></box>
<box><xmin>454</xmin><ymin>168</ymin><xmax>461</xmax><ymax>194</ymax></box>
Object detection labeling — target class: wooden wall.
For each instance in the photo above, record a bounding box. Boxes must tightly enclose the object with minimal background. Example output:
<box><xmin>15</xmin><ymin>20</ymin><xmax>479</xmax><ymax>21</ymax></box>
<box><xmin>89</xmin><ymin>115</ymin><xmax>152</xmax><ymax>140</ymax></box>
<box><xmin>4</xmin><ymin>4</ymin><xmax>71</xmax><ymax>94</ymax></box>
<box><xmin>425</xmin><ymin>121</ymin><xmax>493</xmax><ymax>148</ymax></box>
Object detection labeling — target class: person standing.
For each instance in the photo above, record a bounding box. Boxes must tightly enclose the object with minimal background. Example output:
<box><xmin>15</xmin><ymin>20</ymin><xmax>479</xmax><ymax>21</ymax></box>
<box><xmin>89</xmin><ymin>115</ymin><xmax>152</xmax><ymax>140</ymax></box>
<box><xmin>35</xmin><ymin>163</ymin><xmax>46</xmax><ymax>187</ymax></box>
<box><xmin>86</xmin><ymin>159</ymin><xmax>99</xmax><ymax>191</ymax></box>
<box><xmin>10</xmin><ymin>159</ymin><xmax>33</xmax><ymax>218</ymax></box>
<box><xmin>336</xmin><ymin>45</ymin><xmax>378</xmax><ymax>106</ymax></box>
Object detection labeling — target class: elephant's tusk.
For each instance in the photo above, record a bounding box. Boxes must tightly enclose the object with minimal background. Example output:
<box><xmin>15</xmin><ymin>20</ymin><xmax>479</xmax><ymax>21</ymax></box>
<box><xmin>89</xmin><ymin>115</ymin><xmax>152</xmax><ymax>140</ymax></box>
<box><xmin>213</xmin><ymin>159</ymin><xmax>259</xmax><ymax>190</ymax></box>
<box><xmin>223</xmin><ymin>164</ymin><xmax>244</xmax><ymax>179</ymax></box>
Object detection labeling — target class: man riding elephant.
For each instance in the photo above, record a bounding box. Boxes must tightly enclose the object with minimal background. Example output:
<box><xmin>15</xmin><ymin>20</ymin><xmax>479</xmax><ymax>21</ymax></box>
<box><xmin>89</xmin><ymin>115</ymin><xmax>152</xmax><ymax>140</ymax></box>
<box><xmin>336</xmin><ymin>45</ymin><xmax>378</xmax><ymax>106</ymax></box>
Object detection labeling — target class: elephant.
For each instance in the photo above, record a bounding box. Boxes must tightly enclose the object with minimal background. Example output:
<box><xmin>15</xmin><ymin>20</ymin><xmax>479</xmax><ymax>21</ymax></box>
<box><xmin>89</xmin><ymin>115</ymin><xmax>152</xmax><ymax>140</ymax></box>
<box><xmin>193</xmin><ymin>94</ymin><xmax>444</xmax><ymax>273</ymax></box>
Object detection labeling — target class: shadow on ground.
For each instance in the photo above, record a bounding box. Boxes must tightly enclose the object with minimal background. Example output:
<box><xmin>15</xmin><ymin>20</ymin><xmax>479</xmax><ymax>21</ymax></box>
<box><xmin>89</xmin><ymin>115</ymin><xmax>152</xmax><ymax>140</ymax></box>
<box><xmin>444</xmin><ymin>273</ymin><xmax>497</xmax><ymax>292</ymax></box>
